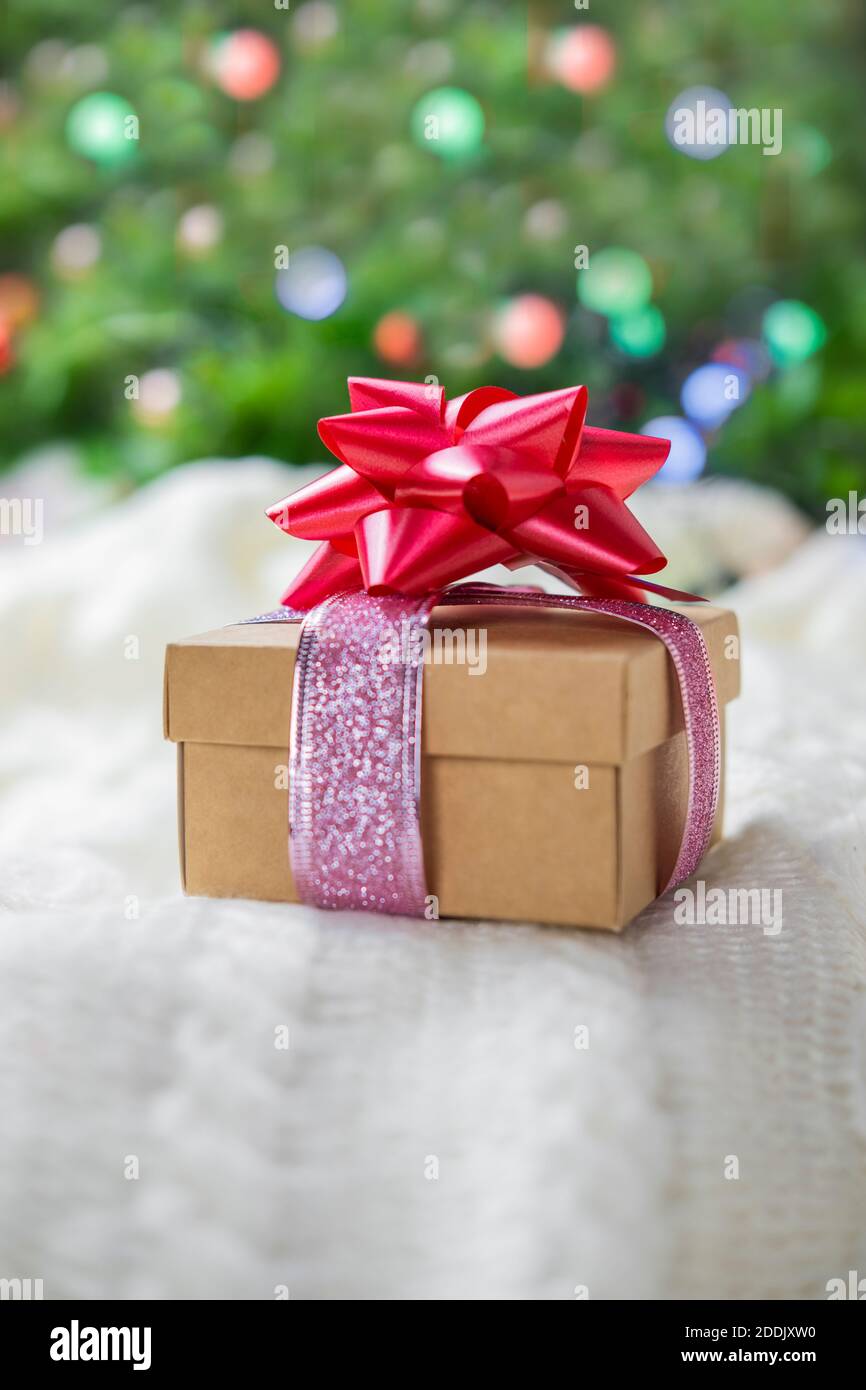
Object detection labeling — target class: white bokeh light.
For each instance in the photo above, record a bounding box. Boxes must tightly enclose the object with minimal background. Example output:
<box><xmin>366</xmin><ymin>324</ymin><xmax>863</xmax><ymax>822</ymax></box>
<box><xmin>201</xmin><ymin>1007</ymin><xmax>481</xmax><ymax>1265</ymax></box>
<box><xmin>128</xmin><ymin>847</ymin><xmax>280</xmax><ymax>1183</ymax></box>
<box><xmin>665</xmin><ymin>86</ymin><xmax>733</xmax><ymax>161</ymax></box>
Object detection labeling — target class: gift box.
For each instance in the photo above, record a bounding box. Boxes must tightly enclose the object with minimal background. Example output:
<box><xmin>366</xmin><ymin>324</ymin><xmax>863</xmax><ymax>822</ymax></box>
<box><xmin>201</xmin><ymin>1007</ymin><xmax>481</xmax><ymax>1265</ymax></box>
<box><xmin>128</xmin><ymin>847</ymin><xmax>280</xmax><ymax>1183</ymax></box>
<box><xmin>165</xmin><ymin>376</ymin><xmax>741</xmax><ymax>931</ymax></box>
<box><xmin>163</xmin><ymin>597</ymin><xmax>739</xmax><ymax>930</ymax></box>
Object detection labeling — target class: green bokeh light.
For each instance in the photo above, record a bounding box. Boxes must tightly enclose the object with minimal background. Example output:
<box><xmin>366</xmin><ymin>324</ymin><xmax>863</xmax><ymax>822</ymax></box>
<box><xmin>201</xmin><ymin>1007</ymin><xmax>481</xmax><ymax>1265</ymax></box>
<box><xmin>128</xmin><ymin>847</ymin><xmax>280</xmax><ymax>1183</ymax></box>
<box><xmin>774</xmin><ymin>359</ymin><xmax>822</xmax><ymax>414</ymax></box>
<box><xmin>65</xmin><ymin>92</ymin><xmax>138</xmax><ymax>166</ymax></box>
<box><xmin>410</xmin><ymin>87</ymin><xmax>485</xmax><ymax>161</ymax></box>
<box><xmin>578</xmin><ymin>247</ymin><xmax>652</xmax><ymax>317</ymax></box>
<box><xmin>786</xmin><ymin>124</ymin><xmax>832</xmax><ymax>176</ymax></box>
<box><xmin>610</xmin><ymin>303</ymin><xmax>666</xmax><ymax>357</ymax></box>
<box><xmin>762</xmin><ymin>299</ymin><xmax>827</xmax><ymax>365</ymax></box>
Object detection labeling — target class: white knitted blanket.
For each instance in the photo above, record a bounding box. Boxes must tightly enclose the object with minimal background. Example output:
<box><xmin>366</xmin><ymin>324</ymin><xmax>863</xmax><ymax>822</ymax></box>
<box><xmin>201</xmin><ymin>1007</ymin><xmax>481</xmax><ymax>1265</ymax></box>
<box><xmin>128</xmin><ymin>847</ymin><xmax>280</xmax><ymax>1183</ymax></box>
<box><xmin>1</xmin><ymin>458</ymin><xmax>864</xmax><ymax>1300</ymax></box>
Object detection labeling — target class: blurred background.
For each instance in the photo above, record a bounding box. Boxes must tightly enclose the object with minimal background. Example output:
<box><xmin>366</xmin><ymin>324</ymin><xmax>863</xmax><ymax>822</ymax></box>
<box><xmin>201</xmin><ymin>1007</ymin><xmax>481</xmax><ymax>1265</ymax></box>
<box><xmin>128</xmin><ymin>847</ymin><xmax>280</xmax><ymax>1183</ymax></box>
<box><xmin>1</xmin><ymin>0</ymin><xmax>864</xmax><ymax>586</ymax></box>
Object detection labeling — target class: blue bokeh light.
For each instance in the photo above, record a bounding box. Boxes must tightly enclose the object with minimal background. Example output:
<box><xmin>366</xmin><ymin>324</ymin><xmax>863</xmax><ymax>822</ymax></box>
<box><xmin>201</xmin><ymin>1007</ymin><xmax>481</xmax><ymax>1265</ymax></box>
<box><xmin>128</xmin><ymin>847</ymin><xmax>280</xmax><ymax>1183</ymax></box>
<box><xmin>643</xmin><ymin>416</ymin><xmax>707</xmax><ymax>484</ymax></box>
<box><xmin>680</xmin><ymin>362</ymin><xmax>749</xmax><ymax>429</ymax></box>
<box><xmin>276</xmin><ymin>246</ymin><xmax>347</xmax><ymax>320</ymax></box>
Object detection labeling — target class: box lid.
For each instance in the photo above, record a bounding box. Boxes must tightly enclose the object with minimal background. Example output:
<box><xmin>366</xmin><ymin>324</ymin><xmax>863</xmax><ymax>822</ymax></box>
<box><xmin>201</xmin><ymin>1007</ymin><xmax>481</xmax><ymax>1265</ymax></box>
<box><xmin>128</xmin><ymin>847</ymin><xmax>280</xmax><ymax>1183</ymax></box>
<box><xmin>164</xmin><ymin>601</ymin><xmax>739</xmax><ymax>767</ymax></box>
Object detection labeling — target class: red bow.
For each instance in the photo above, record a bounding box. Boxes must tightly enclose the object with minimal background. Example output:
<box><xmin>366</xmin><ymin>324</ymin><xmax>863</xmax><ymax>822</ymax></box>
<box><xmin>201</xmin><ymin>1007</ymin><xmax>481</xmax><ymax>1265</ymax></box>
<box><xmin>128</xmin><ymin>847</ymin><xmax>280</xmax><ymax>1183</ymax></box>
<box><xmin>268</xmin><ymin>377</ymin><xmax>693</xmax><ymax>607</ymax></box>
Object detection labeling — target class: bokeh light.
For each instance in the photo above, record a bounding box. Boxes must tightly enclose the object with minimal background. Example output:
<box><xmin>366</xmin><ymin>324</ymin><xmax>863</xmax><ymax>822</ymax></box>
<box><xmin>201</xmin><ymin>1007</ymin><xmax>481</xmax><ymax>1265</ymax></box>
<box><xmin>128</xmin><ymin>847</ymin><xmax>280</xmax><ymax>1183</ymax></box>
<box><xmin>211</xmin><ymin>30</ymin><xmax>281</xmax><ymax>101</ymax></box>
<box><xmin>1</xmin><ymin>1</ymin><xmax>853</xmax><ymax>525</ymax></box>
<box><xmin>665</xmin><ymin>86</ymin><xmax>733</xmax><ymax>161</ymax></box>
<box><xmin>177</xmin><ymin>205</ymin><xmax>224</xmax><ymax>256</ymax></box>
<box><xmin>60</xmin><ymin>44</ymin><xmax>108</xmax><ymax>86</ymax></box>
<box><xmin>276</xmin><ymin>246</ymin><xmax>347</xmax><ymax>320</ymax></box>
<box><xmin>410</xmin><ymin>87</ymin><xmax>484</xmax><ymax>161</ymax></box>
<box><xmin>373</xmin><ymin>311</ymin><xmax>422</xmax><ymax>365</ymax></box>
<box><xmin>610</xmin><ymin>304</ymin><xmax>665</xmax><ymax>358</ymax></box>
<box><xmin>404</xmin><ymin>40</ymin><xmax>454</xmax><ymax>82</ymax></box>
<box><xmin>775</xmin><ymin>359</ymin><xmax>823</xmax><ymax>413</ymax></box>
<box><xmin>493</xmin><ymin>295</ymin><xmax>565</xmax><ymax>368</ymax></box>
<box><xmin>643</xmin><ymin>416</ymin><xmax>707</xmax><ymax>483</ymax></box>
<box><xmin>0</xmin><ymin>273</ymin><xmax>39</xmax><ymax>329</ymax></box>
<box><xmin>26</xmin><ymin>39</ymin><xmax>68</xmax><ymax>84</ymax></box>
<box><xmin>762</xmin><ymin>299</ymin><xmax>827</xmax><ymax>366</ymax></box>
<box><xmin>712</xmin><ymin>337</ymin><xmax>772</xmax><ymax>383</ymax></box>
<box><xmin>523</xmin><ymin>198</ymin><xmax>567</xmax><ymax>243</ymax></box>
<box><xmin>65</xmin><ymin>91</ymin><xmax>137</xmax><ymax>166</ymax></box>
<box><xmin>786</xmin><ymin>124</ymin><xmax>832</xmax><ymax>176</ymax></box>
<box><xmin>0</xmin><ymin>320</ymin><xmax>13</xmax><ymax>374</ymax></box>
<box><xmin>292</xmin><ymin>2</ymin><xmax>340</xmax><ymax>51</ymax></box>
<box><xmin>578</xmin><ymin>247</ymin><xmax>652</xmax><ymax>317</ymax></box>
<box><xmin>132</xmin><ymin>369</ymin><xmax>182</xmax><ymax>425</ymax></box>
<box><xmin>51</xmin><ymin>224</ymin><xmax>102</xmax><ymax>277</ymax></box>
<box><xmin>547</xmin><ymin>25</ymin><xmax>617</xmax><ymax>94</ymax></box>
<box><xmin>680</xmin><ymin>362</ymin><xmax>749</xmax><ymax>429</ymax></box>
<box><xmin>228</xmin><ymin>132</ymin><xmax>275</xmax><ymax>177</ymax></box>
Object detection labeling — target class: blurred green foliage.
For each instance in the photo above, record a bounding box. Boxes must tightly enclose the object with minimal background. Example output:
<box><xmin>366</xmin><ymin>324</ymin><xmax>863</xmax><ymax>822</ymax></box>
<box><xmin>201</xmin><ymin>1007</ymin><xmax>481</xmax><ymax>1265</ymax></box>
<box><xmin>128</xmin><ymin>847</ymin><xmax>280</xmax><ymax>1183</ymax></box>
<box><xmin>1</xmin><ymin>0</ymin><xmax>864</xmax><ymax>513</ymax></box>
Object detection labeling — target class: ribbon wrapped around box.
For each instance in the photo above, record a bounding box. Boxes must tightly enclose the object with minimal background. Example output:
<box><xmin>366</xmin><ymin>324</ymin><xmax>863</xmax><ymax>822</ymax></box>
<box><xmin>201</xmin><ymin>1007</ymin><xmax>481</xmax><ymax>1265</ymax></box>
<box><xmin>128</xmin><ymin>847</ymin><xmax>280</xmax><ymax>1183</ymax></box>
<box><xmin>163</xmin><ymin>378</ymin><xmax>740</xmax><ymax>930</ymax></box>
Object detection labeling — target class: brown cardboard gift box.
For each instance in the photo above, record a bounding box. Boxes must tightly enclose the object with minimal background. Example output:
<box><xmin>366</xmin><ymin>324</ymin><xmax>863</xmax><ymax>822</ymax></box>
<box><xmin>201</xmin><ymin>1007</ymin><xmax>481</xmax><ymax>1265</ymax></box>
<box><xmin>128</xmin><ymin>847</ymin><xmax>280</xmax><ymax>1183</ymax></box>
<box><xmin>163</xmin><ymin>601</ymin><xmax>739</xmax><ymax>931</ymax></box>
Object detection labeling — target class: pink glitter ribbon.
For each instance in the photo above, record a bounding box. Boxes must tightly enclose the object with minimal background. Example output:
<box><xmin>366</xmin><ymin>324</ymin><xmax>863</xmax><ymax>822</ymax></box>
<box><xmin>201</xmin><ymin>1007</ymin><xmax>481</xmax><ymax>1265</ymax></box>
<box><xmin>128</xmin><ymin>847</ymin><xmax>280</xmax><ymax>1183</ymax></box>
<box><xmin>270</xmin><ymin>584</ymin><xmax>720</xmax><ymax>916</ymax></box>
<box><xmin>288</xmin><ymin>590</ymin><xmax>439</xmax><ymax>914</ymax></box>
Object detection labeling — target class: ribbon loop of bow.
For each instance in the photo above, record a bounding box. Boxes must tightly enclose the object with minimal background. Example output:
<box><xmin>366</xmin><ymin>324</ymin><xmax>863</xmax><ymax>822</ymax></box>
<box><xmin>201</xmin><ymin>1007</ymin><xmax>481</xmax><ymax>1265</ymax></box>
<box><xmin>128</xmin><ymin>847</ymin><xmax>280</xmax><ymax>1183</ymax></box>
<box><xmin>268</xmin><ymin>377</ymin><xmax>697</xmax><ymax>607</ymax></box>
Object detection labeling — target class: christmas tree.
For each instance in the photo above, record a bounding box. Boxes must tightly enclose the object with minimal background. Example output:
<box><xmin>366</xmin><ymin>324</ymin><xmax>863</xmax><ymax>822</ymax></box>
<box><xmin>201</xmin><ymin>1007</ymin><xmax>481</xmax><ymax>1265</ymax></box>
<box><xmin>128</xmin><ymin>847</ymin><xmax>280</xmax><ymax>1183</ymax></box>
<box><xmin>1</xmin><ymin>0</ymin><xmax>864</xmax><ymax>515</ymax></box>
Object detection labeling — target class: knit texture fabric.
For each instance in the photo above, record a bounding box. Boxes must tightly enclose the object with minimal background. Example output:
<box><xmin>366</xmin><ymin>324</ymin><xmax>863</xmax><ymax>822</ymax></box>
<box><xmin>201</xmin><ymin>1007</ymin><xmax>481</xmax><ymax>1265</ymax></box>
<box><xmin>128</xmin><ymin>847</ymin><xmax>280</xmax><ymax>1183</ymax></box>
<box><xmin>1</xmin><ymin>459</ymin><xmax>864</xmax><ymax>1300</ymax></box>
